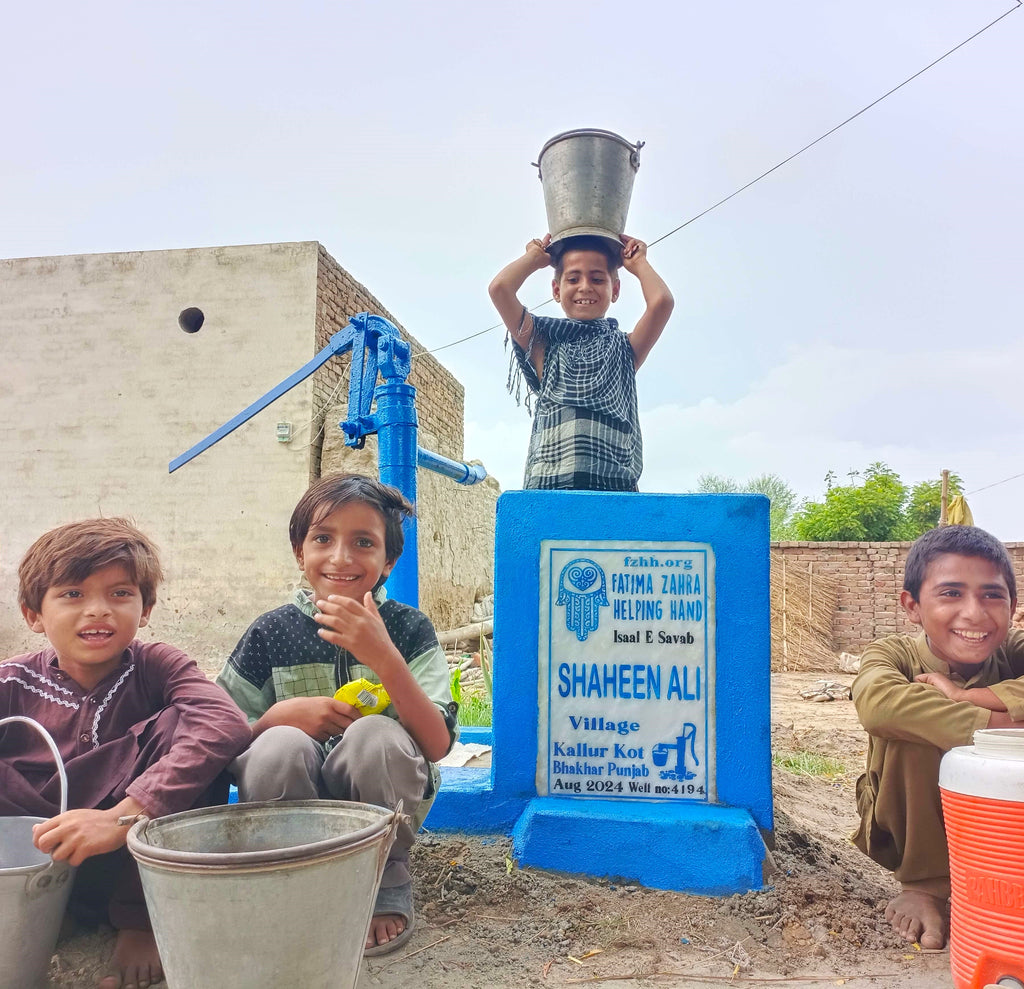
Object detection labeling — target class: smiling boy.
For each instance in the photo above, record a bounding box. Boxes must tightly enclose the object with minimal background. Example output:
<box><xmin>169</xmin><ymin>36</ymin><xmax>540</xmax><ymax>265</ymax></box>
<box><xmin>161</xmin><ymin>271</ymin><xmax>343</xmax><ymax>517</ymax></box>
<box><xmin>216</xmin><ymin>474</ymin><xmax>456</xmax><ymax>956</ymax></box>
<box><xmin>852</xmin><ymin>525</ymin><xmax>1024</xmax><ymax>950</ymax></box>
<box><xmin>0</xmin><ymin>518</ymin><xmax>250</xmax><ymax>989</ymax></box>
<box><xmin>489</xmin><ymin>232</ymin><xmax>673</xmax><ymax>490</ymax></box>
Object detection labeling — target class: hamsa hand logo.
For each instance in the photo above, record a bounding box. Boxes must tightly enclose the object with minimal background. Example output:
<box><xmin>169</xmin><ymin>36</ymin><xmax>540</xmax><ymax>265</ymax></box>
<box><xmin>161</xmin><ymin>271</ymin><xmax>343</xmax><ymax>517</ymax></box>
<box><xmin>557</xmin><ymin>559</ymin><xmax>608</xmax><ymax>642</ymax></box>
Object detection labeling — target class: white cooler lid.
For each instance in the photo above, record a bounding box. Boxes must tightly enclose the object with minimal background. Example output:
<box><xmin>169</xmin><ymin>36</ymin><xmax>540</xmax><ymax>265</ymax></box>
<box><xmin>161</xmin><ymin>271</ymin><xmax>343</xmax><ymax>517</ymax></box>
<box><xmin>940</xmin><ymin>729</ymin><xmax>1024</xmax><ymax>801</ymax></box>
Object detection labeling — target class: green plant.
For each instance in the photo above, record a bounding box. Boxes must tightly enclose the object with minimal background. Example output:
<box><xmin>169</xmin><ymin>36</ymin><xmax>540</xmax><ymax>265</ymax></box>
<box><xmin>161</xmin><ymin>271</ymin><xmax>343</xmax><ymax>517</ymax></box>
<box><xmin>479</xmin><ymin>634</ymin><xmax>493</xmax><ymax>701</ymax></box>
<box><xmin>772</xmin><ymin>750</ymin><xmax>846</xmax><ymax>778</ymax></box>
<box><xmin>696</xmin><ymin>472</ymin><xmax>798</xmax><ymax>540</ymax></box>
<box><xmin>453</xmin><ymin>634</ymin><xmax>495</xmax><ymax>727</ymax></box>
<box><xmin>906</xmin><ymin>473</ymin><xmax>964</xmax><ymax>536</ymax></box>
<box><xmin>457</xmin><ymin>693</ymin><xmax>492</xmax><ymax>727</ymax></box>
<box><xmin>792</xmin><ymin>463</ymin><xmax>965</xmax><ymax>542</ymax></box>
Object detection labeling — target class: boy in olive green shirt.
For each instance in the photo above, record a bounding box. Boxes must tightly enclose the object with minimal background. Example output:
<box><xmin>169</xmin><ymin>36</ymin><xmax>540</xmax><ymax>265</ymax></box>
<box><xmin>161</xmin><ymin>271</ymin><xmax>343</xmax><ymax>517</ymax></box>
<box><xmin>853</xmin><ymin>525</ymin><xmax>1024</xmax><ymax>949</ymax></box>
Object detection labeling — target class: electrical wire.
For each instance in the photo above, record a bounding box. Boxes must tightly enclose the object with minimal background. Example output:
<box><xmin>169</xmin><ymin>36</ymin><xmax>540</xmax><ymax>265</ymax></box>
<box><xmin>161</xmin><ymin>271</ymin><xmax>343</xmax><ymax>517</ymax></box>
<box><xmin>967</xmin><ymin>470</ymin><xmax>1024</xmax><ymax>496</ymax></box>
<box><xmin>417</xmin><ymin>1</ymin><xmax>1021</xmax><ymax>359</ymax></box>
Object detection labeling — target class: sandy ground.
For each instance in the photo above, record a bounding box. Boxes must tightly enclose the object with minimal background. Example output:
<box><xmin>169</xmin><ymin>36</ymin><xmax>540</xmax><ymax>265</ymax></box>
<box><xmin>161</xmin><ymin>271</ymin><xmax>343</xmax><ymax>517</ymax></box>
<box><xmin>46</xmin><ymin>672</ymin><xmax>955</xmax><ymax>988</ymax></box>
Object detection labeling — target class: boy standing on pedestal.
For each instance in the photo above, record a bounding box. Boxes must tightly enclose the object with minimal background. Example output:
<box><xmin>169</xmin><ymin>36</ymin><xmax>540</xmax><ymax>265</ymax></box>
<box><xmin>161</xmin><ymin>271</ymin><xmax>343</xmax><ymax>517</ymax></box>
<box><xmin>489</xmin><ymin>233</ymin><xmax>673</xmax><ymax>491</ymax></box>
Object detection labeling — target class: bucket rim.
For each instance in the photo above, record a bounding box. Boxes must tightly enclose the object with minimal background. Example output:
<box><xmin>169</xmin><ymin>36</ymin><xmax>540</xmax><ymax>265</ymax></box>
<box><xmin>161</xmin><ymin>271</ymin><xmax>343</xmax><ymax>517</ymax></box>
<box><xmin>548</xmin><ymin>228</ymin><xmax>625</xmax><ymax>253</ymax></box>
<box><xmin>537</xmin><ymin>128</ymin><xmax>642</xmax><ymax>164</ymax></box>
<box><xmin>127</xmin><ymin>799</ymin><xmax>394</xmax><ymax>869</ymax></box>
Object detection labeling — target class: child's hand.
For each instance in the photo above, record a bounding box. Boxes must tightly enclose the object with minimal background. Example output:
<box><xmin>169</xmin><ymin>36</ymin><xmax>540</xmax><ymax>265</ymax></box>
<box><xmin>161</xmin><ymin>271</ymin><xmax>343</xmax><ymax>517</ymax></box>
<box><xmin>262</xmin><ymin>696</ymin><xmax>360</xmax><ymax>741</ymax></box>
<box><xmin>315</xmin><ymin>592</ymin><xmax>401</xmax><ymax>675</ymax></box>
<box><xmin>619</xmin><ymin>234</ymin><xmax>648</xmax><ymax>274</ymax></box>
<box><xmin>914</xmin><ymin>671</ymin><xmax>965</xmax><ymax>703</ymax></box>
<box><xmin>32</xmin><ymin>804</ymin><xmax>140</xmax><ymax>865</ymax></box>
<box><xmin>525</xmin><ymin>234</ymin><xmax>553</xmax><ymax>270</ymax></box>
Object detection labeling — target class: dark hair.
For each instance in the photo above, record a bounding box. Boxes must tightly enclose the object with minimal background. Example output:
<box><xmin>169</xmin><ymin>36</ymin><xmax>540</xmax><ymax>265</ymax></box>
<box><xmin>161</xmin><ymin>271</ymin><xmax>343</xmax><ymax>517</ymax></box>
<box><xmin>289</xmin><ymin>473</ymin><xmax>414</xmax><ymax>563</ymax></box>
<box><xmin>552</xmin><ymin>236</ymin><xmax>622</xmax><ymax>278</ymax></box>
<box><xmin>903</xmin><ymin>525</ymin><xmax>1016</xmax><ymax>601</ymax></box>
<box><xmin>18</xmin><ymin>518</ymin><xmax>163</xmax><ymax>612</ymax></box>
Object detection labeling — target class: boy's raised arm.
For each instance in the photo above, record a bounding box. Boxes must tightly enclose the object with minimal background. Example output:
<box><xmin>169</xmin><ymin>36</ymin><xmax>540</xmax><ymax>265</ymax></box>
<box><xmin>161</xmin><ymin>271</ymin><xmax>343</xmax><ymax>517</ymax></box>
<box><xmin>488</xmin><ymin>235</ymin><xmax>553</xmax><ymax>353</ymax></box>
<box><xmin>621</xmin><ymin>236</ymin><xmax>674</xmax><ymax>370</ymax></box>
<box><xmin>314</xmin><ymin>592</ymin><xmax>451</xmax><ymax>763</ymax></box>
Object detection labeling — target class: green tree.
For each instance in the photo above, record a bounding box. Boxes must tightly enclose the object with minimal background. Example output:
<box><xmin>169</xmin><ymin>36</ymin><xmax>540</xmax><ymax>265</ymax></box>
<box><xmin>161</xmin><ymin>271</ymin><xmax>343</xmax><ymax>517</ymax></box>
<box><xmin>696</xmin><ymin>472</ymin><xmax>797</xmax><ymax>539</ymax></box>
<box><xmin>905</xmin><ymin>473</ymin><xmax>964</xmax><ymax>537</ymax></box>
<box><xmin>793</xmin><ymin>463</ymin><xmax>957</xmax><ymax>542</ymax></box>
<box><xmin>695</xmin><ymin>473</ymin><xmax>740</xmax><ymax>494</ymax></box>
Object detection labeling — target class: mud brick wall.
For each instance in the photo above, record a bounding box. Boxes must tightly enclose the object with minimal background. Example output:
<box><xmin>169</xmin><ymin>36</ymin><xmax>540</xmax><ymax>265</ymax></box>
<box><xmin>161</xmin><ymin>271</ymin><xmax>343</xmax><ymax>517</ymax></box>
<box><xmin>312</xmin><ymin>245</ymin><xmax>464</xmax><ymax>479</ymax></box>
<box><xmin>772</xmin><ymin>541</ymin><xmax>1024</xmax><ymax>653</ymax></box>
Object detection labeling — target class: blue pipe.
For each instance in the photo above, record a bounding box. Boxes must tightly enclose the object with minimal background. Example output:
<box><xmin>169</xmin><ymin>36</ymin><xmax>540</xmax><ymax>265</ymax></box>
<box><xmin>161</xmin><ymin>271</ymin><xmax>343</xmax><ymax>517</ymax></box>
<box><xmin>375</xmin><ymin>382</ymin><xmax>419</xmax><ymax>609</ymax></box>
<box><xmin>416</xmin><ymin>447</ymin><xmax>487</xmax><ymax>485</ymax></box>
<box><xmin>168</xmin><ymin>311</ymin><xmax>488</xmax><ymax>610</ymax></box>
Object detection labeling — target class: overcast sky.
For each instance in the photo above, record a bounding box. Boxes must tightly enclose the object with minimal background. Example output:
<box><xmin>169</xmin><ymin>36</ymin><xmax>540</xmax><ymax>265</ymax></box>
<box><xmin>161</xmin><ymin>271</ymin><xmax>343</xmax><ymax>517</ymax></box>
<box><xmin>4</xmin><ymin>1</ymin><xmax>1022</xmax><ymax>537</ymax></box>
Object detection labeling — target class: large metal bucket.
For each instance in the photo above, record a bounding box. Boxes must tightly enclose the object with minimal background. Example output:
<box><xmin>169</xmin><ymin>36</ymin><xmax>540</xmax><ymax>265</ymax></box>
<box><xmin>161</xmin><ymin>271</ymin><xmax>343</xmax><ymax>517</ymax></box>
<box><xmin>536</xmin><ymin>128</ymin><xmax>644</xmax><ymax>254</ymax></box>
<box><xmin>0</xmin><ymin>716</ymin><xmax>76</xmax><ymax>989</ymax></box>
<box><xmin>127</xmin><ymin>799</ymin><xmax>399</xmax><ymax>989</ymax></box>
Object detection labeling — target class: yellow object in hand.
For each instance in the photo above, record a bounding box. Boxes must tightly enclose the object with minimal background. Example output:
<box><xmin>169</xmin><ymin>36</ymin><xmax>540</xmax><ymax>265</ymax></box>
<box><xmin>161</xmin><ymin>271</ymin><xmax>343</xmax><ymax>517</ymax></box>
<box><xmin>334</xmin><ymin>678</ymin><xmax>391</xmax><ymax>715</ymax></box>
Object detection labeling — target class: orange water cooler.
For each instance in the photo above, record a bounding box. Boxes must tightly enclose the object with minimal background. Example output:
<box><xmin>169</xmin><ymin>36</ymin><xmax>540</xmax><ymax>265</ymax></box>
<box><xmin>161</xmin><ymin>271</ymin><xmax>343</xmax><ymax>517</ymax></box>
<box><xmin>940</xmin><ymin>728</ymin><xmax>1024</xmax><ymax>989</ymax></box>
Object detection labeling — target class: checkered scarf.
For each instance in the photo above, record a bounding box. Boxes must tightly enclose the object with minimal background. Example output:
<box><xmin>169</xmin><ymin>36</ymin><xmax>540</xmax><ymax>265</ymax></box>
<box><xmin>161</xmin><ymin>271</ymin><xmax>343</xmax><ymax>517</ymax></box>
<box><xmin>506</xmin><ymin>314</ymin><xmax>637</xmax><ymax>423</ymax></box>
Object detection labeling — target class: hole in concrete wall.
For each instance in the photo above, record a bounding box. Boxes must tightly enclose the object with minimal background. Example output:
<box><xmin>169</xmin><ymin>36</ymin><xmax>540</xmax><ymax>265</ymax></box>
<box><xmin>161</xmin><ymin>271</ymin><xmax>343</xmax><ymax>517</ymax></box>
<box><xmin>178</xmin><ymin>307</ymin><xmax>205</xmax><ymax>333</ymax></box>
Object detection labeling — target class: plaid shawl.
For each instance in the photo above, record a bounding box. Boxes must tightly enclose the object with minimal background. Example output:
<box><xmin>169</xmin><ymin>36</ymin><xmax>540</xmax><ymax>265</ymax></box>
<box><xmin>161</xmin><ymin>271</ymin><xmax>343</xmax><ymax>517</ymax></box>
<box><xmin>507</xmin><ymin>314</ymin><xmax>641</xmax><ymax>490</ymax></box>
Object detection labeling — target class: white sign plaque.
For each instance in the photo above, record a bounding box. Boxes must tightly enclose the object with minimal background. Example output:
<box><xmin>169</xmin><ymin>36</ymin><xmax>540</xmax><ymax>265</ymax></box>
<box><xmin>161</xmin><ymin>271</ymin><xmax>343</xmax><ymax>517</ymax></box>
<box><xmin>538</xmin><ymin>540</ymin><xmax>716</xmax><ymax>802</ymax></box>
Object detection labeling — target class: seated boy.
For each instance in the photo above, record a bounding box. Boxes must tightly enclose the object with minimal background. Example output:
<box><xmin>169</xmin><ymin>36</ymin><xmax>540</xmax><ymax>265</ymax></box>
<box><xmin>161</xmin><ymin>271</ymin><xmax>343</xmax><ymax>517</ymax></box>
<box><xmin>852</xmin><ymin>524</ymin><xmax>1024</xmax><ymax>949</ymax></box>
<box><xmin>488</xmin><ymin>232</ymin><xmax>674</xmax><ymax>491</ymax></box>
<box><xmin>216</xmin><ymin>473</ymin><xmax>457</xmax><ymax>956</ymax></box>
<box><xmin>0</xmin><ymin>518</ymin><xmax>251</xmax><ymax>989</ymax></box>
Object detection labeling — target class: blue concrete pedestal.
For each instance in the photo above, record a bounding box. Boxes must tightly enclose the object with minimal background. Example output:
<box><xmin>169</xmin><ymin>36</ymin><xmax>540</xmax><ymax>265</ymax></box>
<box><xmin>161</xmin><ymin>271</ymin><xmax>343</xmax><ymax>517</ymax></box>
<box><xmin>513</xmin><ymin>797</ymin><xmax>768</xmax><ymax>895</ymax></box>
<box><xmin>425</xmin><ymin>491</ymin><xmax>773</xmax><ymax>895</ymax></box>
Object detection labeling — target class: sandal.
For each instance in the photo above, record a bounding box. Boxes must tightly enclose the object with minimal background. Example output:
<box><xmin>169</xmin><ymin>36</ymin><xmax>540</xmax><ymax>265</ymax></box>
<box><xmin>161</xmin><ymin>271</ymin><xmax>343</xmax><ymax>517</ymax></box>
<box><xmin>364</xmin><ymin>880</ymin><xmax>415</xmax><ymax>957</ymax></box>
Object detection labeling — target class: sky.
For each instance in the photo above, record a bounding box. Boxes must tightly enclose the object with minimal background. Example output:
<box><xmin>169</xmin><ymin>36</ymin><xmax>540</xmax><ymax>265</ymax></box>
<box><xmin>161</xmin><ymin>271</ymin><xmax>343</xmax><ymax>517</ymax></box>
<box><xmin>4</xmin><ymin>1</ymin><xmax>1023</xmax><ymax>537</ymax></box>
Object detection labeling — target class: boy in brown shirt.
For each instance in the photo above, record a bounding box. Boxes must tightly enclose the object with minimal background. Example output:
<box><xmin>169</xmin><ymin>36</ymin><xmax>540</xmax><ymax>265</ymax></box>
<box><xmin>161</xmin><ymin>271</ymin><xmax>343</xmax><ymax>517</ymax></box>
<box><xmin>1</xmin><ymin>518</ymin><xmax>250</xmax><ymax>988</ymax></box>
<box><xmin>853</xmin><ymin>525</ymin><xmax>1024</xmax><ymax>949</ymax></box>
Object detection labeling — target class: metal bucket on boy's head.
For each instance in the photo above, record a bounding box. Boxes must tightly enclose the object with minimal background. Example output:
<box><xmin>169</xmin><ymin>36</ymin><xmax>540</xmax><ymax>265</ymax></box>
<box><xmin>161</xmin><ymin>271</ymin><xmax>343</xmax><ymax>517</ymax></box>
<box><xmin>939</xmin><ymin>729</ymin><xmax>1024</xmax><ymax>989</ymax></box>
<box><xmin>535</xmin><ymin>128</ymin><xmax>644</xmax><ymax>258</ymax></box>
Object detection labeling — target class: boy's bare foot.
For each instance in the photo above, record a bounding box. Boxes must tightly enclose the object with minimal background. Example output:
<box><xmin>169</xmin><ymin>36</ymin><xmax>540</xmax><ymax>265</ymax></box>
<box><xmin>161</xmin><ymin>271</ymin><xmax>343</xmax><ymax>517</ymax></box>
<box><xmin>97</xmin><ymin>928</ymin><xmax>163</xmax><ymax>989</ymax></box>
<box><xmin>366</xmin><ymin>912</ymin><xmax>406</xmax><ymax>950</ymax></box>
<box><xmin>884</xmin><ymin>889</ymin><xmax>949</xmax><ymax>949</ymax></box>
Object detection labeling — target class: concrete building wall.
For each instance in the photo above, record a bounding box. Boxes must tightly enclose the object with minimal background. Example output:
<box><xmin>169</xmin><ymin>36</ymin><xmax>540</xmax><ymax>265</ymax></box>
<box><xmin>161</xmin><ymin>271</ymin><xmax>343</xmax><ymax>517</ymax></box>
<box><xmin>2</xmin><ymin>240</ymin><xmax>491</xmax><ymax>668</ymax></box>
<box><xmin>1</xmin><ymin>243</ymin><xmax>320</xmax><ymax>665</ymax></box>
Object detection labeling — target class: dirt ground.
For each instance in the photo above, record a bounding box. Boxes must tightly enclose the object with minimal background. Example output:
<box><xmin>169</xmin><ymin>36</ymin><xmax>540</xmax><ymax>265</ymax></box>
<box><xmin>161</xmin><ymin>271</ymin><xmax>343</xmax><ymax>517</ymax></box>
<box><xmin>46</xmin><ymin>672</ymin><xmax>954</xmax><ymax>988</ymax></box>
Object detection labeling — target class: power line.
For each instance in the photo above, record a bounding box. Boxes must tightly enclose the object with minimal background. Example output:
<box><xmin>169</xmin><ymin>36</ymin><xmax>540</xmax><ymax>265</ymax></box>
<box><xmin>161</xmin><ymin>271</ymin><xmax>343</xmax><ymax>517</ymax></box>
<box><xmin>967</xmin><ymin>470</ymin><xmax>1024</xmax><ymax>496</ymax></box>
<box><xmin>419</xmin><ymin>1</ymin><xmax>1021</xmax><ymax>359</ymax></box>
<box><xmin>648</xmin><ymin>1</ymin><xmax>1021</xmax><ymax>250</ymax></box>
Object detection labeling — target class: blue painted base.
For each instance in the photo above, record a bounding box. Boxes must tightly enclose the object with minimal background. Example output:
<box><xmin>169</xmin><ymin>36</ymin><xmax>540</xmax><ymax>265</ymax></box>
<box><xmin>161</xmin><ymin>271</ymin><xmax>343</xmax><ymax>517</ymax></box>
<box><xmin>512</xmin><ymin>796</ymin><xmax>769</xmax><ymax>895</ymax></box>
<box><xmin>456</xmin><ymin>726</ymin><xmax>492</xmax><ymax>745</ymax></box>
<box><xmin>424</xmin><ymin>767</ymin><xmax>525</xmax><ymax>833</ymax></box>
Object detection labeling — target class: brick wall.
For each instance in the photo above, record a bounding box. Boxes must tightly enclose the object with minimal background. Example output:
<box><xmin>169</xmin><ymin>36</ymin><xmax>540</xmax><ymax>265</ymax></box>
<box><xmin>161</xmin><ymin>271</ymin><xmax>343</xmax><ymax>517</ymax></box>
<box><xmin>772</xmin><ymin>541</ymin><xmax>1024</xmax><ymax>653</ymax></box>
<box><xmin>312</xmin><ymin>245</ymin><xmax>463</xmax><ymax>479</ymax></box>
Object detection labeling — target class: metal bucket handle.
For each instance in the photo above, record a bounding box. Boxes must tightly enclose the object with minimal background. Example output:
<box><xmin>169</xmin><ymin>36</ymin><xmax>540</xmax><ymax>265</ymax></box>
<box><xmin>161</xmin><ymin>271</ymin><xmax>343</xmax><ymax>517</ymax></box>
<box><xmin>0</xmin><ymin>715</ymin><xmax>73</xmax><ymax>897</ymax></box>
<box><xmin>0</xmin><ymin>716</ymin><xmax>68</xmax><ymax>814</ymax></box>
<box><xmin>377</xmin><ymin>800</ymin><xmax>403</xmax><ymax>879</ymax></box>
